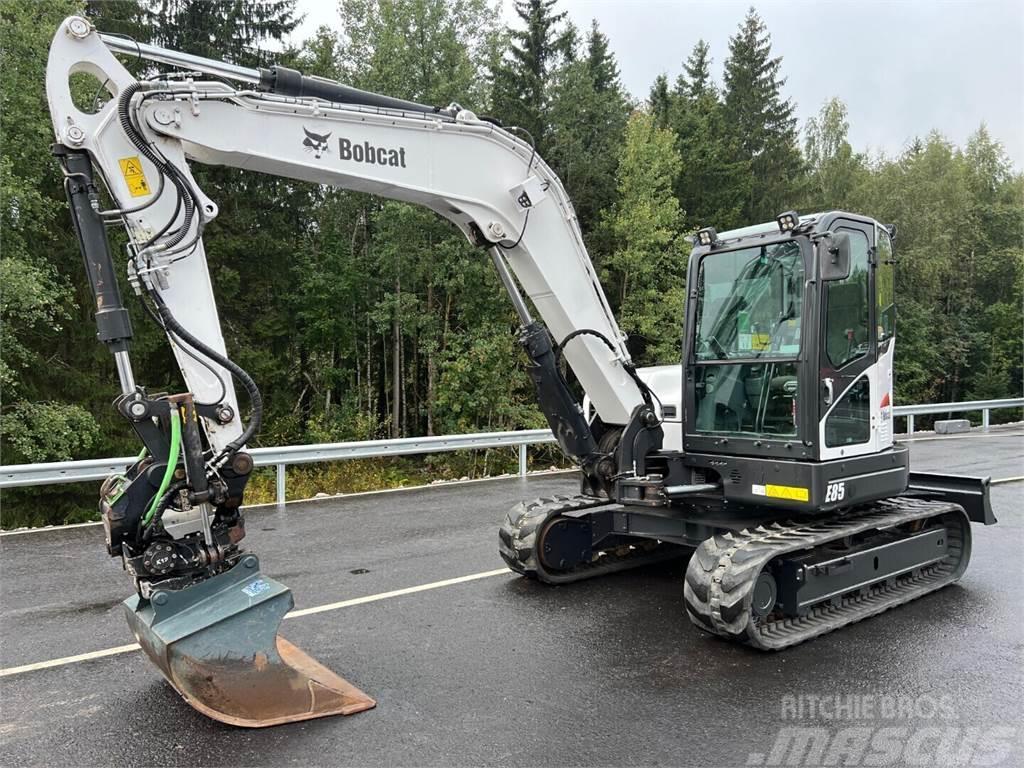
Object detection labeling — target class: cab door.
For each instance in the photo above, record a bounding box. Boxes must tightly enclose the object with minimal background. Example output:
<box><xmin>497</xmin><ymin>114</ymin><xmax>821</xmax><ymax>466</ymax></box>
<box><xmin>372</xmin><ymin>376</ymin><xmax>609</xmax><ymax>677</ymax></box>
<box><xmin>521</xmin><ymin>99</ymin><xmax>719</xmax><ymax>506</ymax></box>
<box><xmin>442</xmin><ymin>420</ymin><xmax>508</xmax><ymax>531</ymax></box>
<box><xmin>817</xmin><ymin>220</ymin><xmax>878</xmax><ymax>460</ymax></box>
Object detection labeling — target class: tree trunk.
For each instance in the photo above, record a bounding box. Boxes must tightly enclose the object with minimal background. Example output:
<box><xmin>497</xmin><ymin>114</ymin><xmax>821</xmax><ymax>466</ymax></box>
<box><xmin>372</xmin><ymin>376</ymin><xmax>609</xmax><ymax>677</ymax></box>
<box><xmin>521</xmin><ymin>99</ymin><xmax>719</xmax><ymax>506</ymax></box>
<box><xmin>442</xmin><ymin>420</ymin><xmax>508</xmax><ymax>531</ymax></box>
<box><xmin>379</xmin><ymin>331</ymin><xmax>389</xmax><ymax>430</ymax></box>
<box><xmin>426</xmin><ymin>281</ymin><xmax>436</xmax><ymax>436</ymax></box>
<box><xmin>325</xmin><ymin>343</ymin><xmax>335</xmax><ymax>417</ymax></box>
<box><xmin>391</xmin><ymin>273</ymin><xmax>401</xmax><ymax>439</ymax></box>
<box><xmin>298</xmin><ymin>345</ymin><xmax>311</xmax><ymax>432</ymax></box>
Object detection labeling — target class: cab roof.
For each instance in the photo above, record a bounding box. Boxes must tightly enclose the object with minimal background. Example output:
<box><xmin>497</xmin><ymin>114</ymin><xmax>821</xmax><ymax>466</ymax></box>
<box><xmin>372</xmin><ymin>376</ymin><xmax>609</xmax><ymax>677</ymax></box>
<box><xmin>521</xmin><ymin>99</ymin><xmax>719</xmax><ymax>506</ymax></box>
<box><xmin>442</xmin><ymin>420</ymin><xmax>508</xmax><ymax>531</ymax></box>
<box><xmin>714</xmin><ymin>211</ymin><xmax>882</xmax><ymax>246</ymax></box>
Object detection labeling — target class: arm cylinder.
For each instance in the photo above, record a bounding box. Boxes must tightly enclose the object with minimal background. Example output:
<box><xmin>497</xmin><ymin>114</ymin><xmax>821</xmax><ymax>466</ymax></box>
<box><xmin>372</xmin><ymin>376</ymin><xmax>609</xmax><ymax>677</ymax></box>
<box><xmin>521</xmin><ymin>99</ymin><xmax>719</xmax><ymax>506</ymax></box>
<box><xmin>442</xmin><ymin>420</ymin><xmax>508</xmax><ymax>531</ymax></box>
<box><xmin>54</xmin><ymin>145</ymin><xmax>134</xmax><ymax>366</ymax></box>
<box><xmin>258</xmin><ymin>65</ymin><xmax>452</xmax><ymax>116</ymax></box>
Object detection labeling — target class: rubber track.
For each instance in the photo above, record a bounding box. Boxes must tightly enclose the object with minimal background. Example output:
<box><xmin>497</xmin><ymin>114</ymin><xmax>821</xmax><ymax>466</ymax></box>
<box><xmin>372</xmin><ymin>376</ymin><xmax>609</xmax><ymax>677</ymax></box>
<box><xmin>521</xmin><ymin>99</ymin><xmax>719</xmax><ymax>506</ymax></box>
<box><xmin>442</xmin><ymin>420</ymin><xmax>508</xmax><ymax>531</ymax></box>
<box><xmin>498</xmin><ymin>494</ymin><xmax>683</xmax><ymax>584</ymax></box>
<box><xmin>682</xmin><ymin>496</ymin><xmax>971</xmax><ymax>650</ymax></box>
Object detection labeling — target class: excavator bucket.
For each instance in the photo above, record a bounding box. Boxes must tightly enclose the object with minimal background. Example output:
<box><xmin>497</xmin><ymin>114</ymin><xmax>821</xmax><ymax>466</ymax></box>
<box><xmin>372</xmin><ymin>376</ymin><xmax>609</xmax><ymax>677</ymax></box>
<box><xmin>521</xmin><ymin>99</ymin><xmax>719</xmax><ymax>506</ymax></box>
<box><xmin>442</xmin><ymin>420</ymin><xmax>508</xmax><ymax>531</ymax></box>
<box><xmin>123</xmin><ymin>555</ymin><xmax>375</xmax><ymax>727</ymax></box>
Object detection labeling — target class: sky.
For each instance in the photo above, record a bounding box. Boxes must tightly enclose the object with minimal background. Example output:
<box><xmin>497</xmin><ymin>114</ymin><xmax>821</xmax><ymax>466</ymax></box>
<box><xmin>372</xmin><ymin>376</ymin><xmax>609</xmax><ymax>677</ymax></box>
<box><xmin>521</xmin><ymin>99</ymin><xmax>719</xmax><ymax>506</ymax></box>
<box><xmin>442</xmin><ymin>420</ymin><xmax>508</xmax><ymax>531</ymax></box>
<box><xmin>291</xmin><ymin>0</ymin><xmax>1024</xmax><ymax>168</ymax></box>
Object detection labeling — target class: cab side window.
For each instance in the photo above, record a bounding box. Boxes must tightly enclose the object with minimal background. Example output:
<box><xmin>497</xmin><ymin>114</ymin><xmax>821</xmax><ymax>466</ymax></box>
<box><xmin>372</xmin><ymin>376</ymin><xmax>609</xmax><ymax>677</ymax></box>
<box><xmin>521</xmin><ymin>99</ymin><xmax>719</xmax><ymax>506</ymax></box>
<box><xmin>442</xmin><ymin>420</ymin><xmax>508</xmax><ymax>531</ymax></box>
<box><xmin>825</xmin><ymin>376</ymin><xmax>871</xmax><ymax>446</ymax></box>
<box><xmin>825</xmin><ymin>229</ymin><xmax>870</xmax><ymax>368</ymax></box>
<box><xmin>876</xmin><ymin>229</ymin><xmax>895</xmax><ymax>346</ymax></box>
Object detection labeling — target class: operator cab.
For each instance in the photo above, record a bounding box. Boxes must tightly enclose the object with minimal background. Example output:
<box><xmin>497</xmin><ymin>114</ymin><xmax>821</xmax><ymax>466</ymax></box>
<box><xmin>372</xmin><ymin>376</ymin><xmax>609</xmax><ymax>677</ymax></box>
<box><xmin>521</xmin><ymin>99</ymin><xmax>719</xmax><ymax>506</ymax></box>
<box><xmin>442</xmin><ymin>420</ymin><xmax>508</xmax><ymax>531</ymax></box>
<box><xmin>679</xmin><ymin>211</ymin><xmax>897</xmax><ymax>464</ymax></box>
<box><xmin>626</xmin><ymin>212</ymin><xmax>904</xmax><ymax>512</ymax></box>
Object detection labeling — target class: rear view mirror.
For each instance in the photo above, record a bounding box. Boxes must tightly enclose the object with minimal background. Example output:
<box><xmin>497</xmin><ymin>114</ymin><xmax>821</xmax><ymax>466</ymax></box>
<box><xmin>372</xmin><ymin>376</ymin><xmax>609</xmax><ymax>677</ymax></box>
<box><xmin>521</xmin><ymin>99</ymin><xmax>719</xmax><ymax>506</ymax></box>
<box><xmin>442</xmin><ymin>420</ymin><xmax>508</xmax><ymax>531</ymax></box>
<box><xmin>820</xmin><ymin>232</ymin><xmax>851</xmax><ymax>281</ymax></box>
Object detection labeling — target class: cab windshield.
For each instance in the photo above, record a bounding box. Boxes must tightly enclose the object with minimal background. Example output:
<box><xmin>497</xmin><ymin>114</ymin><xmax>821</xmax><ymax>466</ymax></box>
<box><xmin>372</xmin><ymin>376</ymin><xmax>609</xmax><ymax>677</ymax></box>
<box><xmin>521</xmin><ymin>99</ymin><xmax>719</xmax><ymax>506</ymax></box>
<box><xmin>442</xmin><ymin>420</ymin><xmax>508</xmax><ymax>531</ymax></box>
<box><xmin>694</xmin><ymin>240</ymin><xmax>804</xmax><ymax>361</ymax></box>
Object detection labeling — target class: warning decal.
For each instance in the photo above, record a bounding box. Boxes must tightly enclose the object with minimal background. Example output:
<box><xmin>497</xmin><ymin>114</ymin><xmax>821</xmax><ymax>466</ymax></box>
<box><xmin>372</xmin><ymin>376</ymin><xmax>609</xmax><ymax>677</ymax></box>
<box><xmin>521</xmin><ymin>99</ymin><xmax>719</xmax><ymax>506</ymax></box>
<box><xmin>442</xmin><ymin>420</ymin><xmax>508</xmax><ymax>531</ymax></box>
<box><xmin>752</xmin><ymin>483</ymin><xmax>810</xmax><ymax>502</ymax></box>
<box><xmin>118</xmin><ymin>156</ymin><xmax>151</xmax><ymax>198</ymax></box>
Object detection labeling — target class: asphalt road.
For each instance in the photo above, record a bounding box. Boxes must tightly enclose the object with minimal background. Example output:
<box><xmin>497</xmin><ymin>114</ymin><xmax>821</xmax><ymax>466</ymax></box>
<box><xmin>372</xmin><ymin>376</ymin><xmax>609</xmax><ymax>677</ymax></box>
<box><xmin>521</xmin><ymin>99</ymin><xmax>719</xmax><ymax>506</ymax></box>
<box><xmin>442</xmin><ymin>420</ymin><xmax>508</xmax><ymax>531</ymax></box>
<box><xmin>1</xmin><ymin>429</ymin><xmax>1021</xmax><ymax>767</ymax></box>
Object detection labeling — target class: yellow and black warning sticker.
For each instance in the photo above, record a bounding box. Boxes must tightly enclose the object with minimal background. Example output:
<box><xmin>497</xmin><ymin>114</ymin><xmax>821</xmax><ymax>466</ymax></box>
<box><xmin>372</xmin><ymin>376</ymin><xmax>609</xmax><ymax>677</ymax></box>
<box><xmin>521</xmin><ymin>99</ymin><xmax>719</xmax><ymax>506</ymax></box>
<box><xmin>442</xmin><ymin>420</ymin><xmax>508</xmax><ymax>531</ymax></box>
<box><xmin>118</xmin><ymin>156</ymin><xmax>151</xmax><ymax>198</ymax></box>
<box><xmin>752</xmin><ymin>483</ymin><xmax>810</xmax><ymax>502</ymax></box>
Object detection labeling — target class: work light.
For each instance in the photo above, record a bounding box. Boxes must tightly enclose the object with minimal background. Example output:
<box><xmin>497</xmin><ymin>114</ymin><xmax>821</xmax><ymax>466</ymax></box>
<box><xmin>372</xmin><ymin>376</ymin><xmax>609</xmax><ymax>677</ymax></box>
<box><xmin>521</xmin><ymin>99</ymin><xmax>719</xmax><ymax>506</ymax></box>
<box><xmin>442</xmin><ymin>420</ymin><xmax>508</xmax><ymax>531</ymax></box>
<box><xmin>776</xmin><ymin>210</ymin><xmax>799</xmax><ymax>232</ymax></box>
<box><xmin>695</xmin><ymin>227</ymin><xmax>718</xmax><ymax>247</ymax></box>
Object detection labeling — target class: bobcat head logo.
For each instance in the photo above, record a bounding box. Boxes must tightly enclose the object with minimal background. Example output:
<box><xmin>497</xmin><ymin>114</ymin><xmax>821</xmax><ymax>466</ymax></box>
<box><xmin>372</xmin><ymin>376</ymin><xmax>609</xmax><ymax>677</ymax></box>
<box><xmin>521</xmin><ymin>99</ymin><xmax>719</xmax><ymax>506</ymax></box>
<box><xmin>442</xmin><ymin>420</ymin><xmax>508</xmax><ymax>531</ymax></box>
<box><xmin>303</xmin><ymin>127</ymin><xmax>332</xmax><ymax>159</ymax></box>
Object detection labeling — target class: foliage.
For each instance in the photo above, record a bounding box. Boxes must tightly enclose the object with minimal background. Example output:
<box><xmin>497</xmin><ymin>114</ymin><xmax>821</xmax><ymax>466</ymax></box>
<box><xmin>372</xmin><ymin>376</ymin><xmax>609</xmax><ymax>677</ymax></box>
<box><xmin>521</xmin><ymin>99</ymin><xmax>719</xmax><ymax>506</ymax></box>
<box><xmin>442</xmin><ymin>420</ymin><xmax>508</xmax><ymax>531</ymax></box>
<box><xmin>851</xmin><ymin>129</ymin><xmax>1023</xmax><ymax>406</ymax></box>
<box><xmin>1</xmin><ymin>0</ymin><xmax>107</xmax><ymax>475</ymax></box>
<box><xmin>1</xmin><ymin>402</ymin><xmax>99</xmax><ymax>463</ymax></box>
<box><xmin>138</xmin><ymin>0</ymin><xmax>298</xmax><ymax>62</ymax></box>
<box><xmin>602</xmin><ymin>112</ymin><xmax>686</xmax><ymax>364</ymax></box>
<box><xmin>803</xmin><ymin>98</ymin><xmax>866</xmax><ymax>211</ymax></box>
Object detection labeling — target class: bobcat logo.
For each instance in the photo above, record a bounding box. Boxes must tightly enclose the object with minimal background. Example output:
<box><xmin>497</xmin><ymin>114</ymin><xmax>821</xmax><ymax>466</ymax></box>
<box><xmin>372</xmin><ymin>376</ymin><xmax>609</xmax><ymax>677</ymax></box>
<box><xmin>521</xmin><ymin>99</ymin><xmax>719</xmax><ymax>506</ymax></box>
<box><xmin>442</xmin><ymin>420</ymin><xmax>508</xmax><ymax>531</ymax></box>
<box><xmin>302</xmin><ymin>127</ymin><xmax>332</xmax><ymax>159</ymax></box>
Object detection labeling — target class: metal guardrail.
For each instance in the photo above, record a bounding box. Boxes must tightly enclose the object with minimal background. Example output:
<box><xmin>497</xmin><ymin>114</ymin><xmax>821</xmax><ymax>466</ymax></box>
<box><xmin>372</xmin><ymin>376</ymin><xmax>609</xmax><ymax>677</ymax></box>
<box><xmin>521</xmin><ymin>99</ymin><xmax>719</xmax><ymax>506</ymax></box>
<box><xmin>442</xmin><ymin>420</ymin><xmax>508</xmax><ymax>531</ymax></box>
<box><xmin>1</xmin><ymin>399</ymin><xmax>1020</xmax><ymax>504</ymax></box>
<box><xmin>894</xmin><ymin>397</ymin><xmax>1023</xmax><ymax>435</ymax></box>
<box><xmin>0</xmin><ymin>429</ymin><xmax>557</xmax><ymax>503</ymax></box>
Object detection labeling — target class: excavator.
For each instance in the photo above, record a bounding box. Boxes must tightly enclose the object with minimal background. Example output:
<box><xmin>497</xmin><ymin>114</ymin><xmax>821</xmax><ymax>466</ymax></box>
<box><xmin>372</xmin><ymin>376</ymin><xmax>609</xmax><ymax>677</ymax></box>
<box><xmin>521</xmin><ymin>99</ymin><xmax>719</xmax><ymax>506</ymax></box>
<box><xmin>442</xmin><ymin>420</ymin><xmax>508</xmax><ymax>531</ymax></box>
<box><xmin>45</xmin><ymin>17</ymin><xmax>996</xmax><ymax>728</ymax></box>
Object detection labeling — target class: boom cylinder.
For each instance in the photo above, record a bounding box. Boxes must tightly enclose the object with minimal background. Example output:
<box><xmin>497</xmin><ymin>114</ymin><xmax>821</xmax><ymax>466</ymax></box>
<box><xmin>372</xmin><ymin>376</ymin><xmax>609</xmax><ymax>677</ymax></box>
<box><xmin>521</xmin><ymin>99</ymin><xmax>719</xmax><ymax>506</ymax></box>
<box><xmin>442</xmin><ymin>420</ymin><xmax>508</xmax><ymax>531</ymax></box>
<box><xmin>519</xmin><ymin>322</ymin><xmax>598</xmax><ymax>462</ymax></box>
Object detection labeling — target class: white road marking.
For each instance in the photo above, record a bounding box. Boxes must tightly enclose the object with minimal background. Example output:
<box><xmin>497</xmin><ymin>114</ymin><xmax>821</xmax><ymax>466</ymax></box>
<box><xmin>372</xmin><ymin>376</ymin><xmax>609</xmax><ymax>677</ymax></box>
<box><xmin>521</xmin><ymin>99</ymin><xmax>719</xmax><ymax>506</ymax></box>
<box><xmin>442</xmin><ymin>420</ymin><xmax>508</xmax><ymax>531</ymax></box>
<box><xmin>284</xmin><ymin>568</ymin><xmax>507</xmax><ymax>618</ymax></box>
<box><xmin>992</xmin><ymin>476</ymin><xmax>1023</xmax><ymax>485</ymax></box>
<box><xmin>0</xmin><ymin>644</ymin><xmax>141</xmax><ymax>677</ymax></box>
<box><xmin>0</xmin><ymin>568</ymin><xmax>510</xmax><ymax>678</ymax></box>
<box><xmin>0</xmin><ymin>520</ymin><xmax>105</xmax><ymax>536</ymax></box>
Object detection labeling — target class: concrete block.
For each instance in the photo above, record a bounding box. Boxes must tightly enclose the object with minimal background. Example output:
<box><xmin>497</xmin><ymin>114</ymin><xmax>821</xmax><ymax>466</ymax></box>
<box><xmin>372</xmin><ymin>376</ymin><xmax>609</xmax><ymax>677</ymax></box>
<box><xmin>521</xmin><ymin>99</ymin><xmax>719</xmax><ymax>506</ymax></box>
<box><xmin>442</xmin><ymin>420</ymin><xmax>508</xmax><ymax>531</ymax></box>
<box><xmin>934</xmin><ymin>419</ymin><xmax>971</xmax><ymax>434</ymax></box>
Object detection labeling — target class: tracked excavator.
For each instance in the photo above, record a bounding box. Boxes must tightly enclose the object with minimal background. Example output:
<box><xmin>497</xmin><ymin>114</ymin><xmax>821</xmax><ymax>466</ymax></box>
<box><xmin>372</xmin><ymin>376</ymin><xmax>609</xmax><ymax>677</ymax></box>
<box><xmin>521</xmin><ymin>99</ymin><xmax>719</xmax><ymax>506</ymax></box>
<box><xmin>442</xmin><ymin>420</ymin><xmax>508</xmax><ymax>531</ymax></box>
<box><xmin>45</xmin><ymin>16</ymin><xmax>996</xmax><ymax>728</ymax></box>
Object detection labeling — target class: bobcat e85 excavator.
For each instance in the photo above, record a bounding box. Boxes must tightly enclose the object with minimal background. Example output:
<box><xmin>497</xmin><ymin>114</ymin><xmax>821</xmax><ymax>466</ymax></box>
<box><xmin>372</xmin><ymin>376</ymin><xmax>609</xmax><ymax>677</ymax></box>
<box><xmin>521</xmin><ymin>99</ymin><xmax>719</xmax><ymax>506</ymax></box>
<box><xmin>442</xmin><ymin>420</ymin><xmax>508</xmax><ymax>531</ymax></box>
<box><xmin>45</xmin><ymin>17</ymin><xmax>995</xmax><ymax>727</ymax></box>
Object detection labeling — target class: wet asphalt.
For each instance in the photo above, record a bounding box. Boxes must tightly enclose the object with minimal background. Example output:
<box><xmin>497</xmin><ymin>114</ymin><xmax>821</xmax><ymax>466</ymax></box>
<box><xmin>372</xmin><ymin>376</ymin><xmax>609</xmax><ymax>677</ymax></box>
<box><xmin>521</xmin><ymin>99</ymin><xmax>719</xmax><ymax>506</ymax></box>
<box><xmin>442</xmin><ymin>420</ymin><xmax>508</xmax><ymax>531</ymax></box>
<box><xmin>0</xmin><ymin>428</ymin><xmax>1021</xmax><ymax>767</ymax></box>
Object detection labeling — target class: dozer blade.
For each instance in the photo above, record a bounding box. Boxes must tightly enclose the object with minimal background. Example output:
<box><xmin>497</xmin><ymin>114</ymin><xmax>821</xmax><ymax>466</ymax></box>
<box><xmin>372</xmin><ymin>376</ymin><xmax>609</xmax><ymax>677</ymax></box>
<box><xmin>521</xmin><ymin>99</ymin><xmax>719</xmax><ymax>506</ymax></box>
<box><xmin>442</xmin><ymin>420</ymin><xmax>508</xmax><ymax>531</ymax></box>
<box><xmin>123</xmin><ymin>555</ymin><xmax>375</xmax><ymax>727</ymax></box>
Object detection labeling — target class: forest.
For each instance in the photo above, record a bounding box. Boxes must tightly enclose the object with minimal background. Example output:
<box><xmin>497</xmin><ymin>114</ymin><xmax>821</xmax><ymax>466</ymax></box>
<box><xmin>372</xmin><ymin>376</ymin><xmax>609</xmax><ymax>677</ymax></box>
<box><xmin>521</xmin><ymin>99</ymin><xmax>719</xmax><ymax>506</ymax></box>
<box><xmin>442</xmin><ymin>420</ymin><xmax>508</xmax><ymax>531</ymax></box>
<box><xmin>2</xmin><ymin>0</ymin><xmax>1022</xmax><ymax>526</ymax></box>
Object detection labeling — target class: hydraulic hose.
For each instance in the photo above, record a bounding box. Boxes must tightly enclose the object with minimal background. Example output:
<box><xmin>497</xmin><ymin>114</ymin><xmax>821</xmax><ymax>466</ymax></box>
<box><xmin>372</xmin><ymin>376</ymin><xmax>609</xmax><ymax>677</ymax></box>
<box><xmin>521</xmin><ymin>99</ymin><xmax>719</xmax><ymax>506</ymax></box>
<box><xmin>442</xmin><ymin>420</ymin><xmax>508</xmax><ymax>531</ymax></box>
<box><xmin>142</xmin><ymin>479</ymin><xmax>188</xmax><ymax>541</ymax></box>
<box><xmin>143</xmin><ymin>405</ymin><xmax>181</xmax><ymax>526</ymax></box>
<box><xmin>117</xmin><ymin>83</ymin><xmax>196</xmax><ymax>249</ymax></box>
<box><xmin>555</xmin><ymin>328</ymin><xmax>659</xmax><ymax>413</ymax></box>
<box><xmin>154</xmin><ymin>298</ymin><xmax>263</xmax><ymax>460</ymax></box>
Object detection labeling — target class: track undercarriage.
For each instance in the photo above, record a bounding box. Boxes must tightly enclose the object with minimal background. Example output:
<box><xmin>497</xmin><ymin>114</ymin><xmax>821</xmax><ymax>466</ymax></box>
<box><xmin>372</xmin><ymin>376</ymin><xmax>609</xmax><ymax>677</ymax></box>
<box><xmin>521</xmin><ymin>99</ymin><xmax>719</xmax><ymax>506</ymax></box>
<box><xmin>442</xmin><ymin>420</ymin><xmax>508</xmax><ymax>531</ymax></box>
<box><xmin>499</xmin><ymin>493</ymin><xmax>972</xmax><ymax>649</ymax></box>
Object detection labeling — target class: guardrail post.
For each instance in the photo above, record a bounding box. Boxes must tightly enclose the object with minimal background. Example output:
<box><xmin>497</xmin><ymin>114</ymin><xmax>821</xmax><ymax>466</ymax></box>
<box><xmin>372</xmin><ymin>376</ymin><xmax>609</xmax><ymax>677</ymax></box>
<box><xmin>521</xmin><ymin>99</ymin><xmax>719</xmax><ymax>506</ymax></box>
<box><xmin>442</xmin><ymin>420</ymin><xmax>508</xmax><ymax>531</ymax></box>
<box><xmin>276</xmin><ymin>463</ymin><xmax>286</xmax><ymax>506</ymax></box>
<box><xmin>982</xmin><ymin>409</ymin><xmax>990</xmax><ymax>432</ymax></box>
<box><xmin>907</xmin><ymin>415</ymin><xmax>914</xmax><ymax>436</ymax></box>
<box><xmin>518</xmin><ymin>444</ymin><xmax>527</xmax><ymax>477</ymax></box>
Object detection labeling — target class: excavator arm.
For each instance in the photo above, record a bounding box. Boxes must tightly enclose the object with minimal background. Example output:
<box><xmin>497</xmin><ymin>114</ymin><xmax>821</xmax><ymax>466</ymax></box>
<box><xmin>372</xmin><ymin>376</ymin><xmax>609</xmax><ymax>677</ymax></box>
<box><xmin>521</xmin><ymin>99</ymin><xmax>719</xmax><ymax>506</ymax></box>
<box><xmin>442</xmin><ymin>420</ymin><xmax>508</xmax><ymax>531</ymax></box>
<box><xmin>44</xmin><ymin>16</ymin><xmax>660</xmax><ymax>726</ymax></box>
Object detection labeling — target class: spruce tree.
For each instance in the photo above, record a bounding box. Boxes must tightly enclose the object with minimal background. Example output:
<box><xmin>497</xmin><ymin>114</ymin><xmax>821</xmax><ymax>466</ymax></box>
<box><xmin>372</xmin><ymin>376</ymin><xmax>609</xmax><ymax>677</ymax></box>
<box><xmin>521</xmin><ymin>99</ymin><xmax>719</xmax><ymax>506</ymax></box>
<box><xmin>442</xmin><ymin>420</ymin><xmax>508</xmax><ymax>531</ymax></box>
<box><xmin>675</xmin><ymin>38</ymin><xmax>714</xmax><ymax>99</ymax></box>
<box><xmin>491</xmin><ymin>0</ymin><xmax>569</xmax><ymax>148</ymax></box>
<box><xmin>665</xmin><ymin>40</ymin><xmax>749</xmax><ymax>230</ymax></box>
<box><xmin>85</xmin><ymin>1</ymin><xmax>151</xmax><ymax>42</ymax></box>
<box><xmin>142</xmin><ymin>0</ymin><xmax>298</xmax><ymax>64</ymax></box>
<box><xmin>585</xmin><ymin>19</ymin><xmax>618</xmax><ymax>92</ymax></box>
<box><xmin>135</xmin><ymin>1</ymin><xmax>307</xmax><ymax>435</ymax></box>
<box><xmin>547</xmin><ymin>19</ymin><xmax>630</xmax><ymax>233</ymax></box>
<box><xmin>648</xmin><ymin>74</ymin><xmax>670</xmax><ymax>129</ymax></box>
<box><xmin>722</xmin><ymin>7</ymin><xmax>803</xmax><ymax>222</ymax></box>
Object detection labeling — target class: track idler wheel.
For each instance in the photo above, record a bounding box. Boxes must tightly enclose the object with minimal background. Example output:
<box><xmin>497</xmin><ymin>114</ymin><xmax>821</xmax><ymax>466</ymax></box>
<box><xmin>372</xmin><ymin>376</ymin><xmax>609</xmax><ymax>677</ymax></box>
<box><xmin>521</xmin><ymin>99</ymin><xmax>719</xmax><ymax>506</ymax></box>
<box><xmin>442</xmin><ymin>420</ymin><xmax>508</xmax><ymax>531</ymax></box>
<box><xmin>750</xmin><ymin>571</ymin><xmax>778</xmax><ymax>619</ymax></box>
<box><xmin>123</xmin><ymin>555</ymin><xmax>375</xmax><ymax>727</ymax></box>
